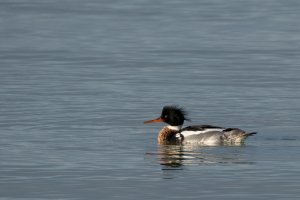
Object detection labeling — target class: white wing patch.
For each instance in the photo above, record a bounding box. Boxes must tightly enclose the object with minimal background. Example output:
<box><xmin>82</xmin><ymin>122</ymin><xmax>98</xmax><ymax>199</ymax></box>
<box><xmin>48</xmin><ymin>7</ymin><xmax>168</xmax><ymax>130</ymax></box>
<box><xmin>180</xmin><ymin>128</ymin><xmax>224</xmax><ymax>137</ymax></box>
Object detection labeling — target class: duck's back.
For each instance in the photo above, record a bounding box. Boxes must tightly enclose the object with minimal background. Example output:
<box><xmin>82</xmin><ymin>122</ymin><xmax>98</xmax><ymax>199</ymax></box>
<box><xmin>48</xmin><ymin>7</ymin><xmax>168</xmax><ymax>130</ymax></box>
<box><xmin>178</xmin><ymin>125</ymin><xmax>225</xmax><ymax>145</ymax></box>
<box><xmin>178</xmin><ymin>126</ymin><xmax>256</xmax><ymax>145</ymax></box>
<box><xmin>180</xmin><ymin>125</ymin><xmax>224</xmax><ymax>137</ymax></box>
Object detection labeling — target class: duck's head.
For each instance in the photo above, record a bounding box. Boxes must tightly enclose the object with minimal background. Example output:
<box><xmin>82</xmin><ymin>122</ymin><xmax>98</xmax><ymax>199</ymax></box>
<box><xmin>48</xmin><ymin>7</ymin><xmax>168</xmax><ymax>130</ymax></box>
<box><xmin>144</xmin><ymin>105</ymin><xmax>188</xmax><ymax>126</ymax></box>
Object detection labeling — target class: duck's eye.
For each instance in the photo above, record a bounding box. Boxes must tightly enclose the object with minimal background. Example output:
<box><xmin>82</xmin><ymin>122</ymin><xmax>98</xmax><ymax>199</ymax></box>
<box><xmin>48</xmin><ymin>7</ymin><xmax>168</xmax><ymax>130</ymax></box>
<box><xmin>164</xmin><ymin>115</ymin><xmax>168</xmax><ymax>118</ymax></box>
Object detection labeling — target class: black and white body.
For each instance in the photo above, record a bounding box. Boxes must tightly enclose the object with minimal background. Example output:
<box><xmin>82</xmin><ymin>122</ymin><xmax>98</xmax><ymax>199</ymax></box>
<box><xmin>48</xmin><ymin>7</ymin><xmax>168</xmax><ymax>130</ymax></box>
<box><xmin>144</xmin><ymin>106</ymin><xmax>256</xmax><ymax>146</ymax></box>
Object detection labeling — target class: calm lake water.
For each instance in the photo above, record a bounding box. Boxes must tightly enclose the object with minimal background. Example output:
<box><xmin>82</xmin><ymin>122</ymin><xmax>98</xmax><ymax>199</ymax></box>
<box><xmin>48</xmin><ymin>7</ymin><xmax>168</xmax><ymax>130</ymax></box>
<box><xmin>1</xmin><ymin>0</ymin><xmax>300</xmax><ymax>199</ymax></box>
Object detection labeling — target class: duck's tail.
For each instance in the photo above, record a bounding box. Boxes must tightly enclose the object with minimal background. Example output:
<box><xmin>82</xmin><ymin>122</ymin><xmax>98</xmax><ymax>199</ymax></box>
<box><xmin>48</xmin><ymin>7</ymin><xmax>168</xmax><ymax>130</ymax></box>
<box><xmin>243</xmin><ymin>132</ymin><xmax>257</xmax><ymax>137</ymax></box>
<box><xmin>222</xmin><ymin>128</ymin><xmax>257</xmax><ymax>144</ymax></box>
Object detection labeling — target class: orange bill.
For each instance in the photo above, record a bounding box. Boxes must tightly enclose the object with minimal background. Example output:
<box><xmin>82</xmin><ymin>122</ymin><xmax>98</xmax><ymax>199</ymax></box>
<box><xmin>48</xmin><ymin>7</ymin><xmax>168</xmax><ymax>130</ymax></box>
<box><xmin>144</xmin><ymin>117</ymin><xmax>165</xmax><ymax>124</ymax></box>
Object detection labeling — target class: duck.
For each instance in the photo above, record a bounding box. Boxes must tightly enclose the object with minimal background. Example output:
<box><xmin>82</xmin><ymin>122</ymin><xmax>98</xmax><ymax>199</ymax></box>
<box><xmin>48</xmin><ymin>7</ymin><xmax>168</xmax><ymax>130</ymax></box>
<box><xmin>144</xmin><ymin>105</ymin><xmax>256</xmax><ymax>145</ymax></box>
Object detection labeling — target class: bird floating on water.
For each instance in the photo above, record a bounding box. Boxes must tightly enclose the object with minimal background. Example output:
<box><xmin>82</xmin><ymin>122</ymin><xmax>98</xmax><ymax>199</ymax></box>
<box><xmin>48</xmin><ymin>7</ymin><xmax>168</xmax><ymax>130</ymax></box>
<box><xmin>144</xmin><ymin>105</ymin><xmax>256</xmax><ymax>146</ymax></box>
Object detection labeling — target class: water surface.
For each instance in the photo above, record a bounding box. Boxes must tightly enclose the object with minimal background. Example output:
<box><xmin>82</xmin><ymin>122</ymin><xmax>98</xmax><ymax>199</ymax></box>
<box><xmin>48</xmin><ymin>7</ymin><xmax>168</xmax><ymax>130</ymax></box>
<box><xmin>1</xmin><ymin>0</ymin><xmax>300</xmax><ymax>199</ymax></box>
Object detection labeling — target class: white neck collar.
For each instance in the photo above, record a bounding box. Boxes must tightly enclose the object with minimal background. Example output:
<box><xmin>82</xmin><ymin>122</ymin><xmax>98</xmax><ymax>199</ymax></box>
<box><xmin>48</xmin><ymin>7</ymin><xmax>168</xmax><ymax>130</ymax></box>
<box><xmin>167</xmin><ymin>125</ymin><xmax>182</xmax><ymax>131</ymax></box>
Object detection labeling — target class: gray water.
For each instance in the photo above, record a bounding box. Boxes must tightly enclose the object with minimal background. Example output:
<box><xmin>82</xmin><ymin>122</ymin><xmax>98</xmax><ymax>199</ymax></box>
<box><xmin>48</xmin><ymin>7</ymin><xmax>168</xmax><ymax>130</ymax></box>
<box><xmin>1</xmin><ymin>0</ymin><xmax>300</xmax><ymax>199</ymax></box>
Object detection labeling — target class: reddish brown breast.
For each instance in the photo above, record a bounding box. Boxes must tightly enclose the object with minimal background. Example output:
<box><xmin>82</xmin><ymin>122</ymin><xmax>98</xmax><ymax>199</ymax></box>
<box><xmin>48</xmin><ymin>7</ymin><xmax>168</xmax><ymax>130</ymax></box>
<box><xmin>157</xmin><ymin>127</ymin><xmax>179</xmax><ymax>145</ymax></box>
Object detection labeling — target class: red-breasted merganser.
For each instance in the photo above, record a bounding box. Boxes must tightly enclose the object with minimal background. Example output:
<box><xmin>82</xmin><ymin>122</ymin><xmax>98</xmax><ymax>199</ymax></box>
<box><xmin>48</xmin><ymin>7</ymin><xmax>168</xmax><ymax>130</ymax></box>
<box><xmin>144</xmin><ymin>106</ymin><xmax>256</xmax><ymax>145</ymax></box>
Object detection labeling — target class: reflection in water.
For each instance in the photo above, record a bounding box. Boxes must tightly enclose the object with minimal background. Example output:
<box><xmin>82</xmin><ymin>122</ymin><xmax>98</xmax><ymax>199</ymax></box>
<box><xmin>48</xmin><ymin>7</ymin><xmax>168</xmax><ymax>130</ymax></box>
<box><xmin>157</xmin><ymin>145</ymin><xmax>184</xmax><ymax>168</ymax></box>
<box><xmin>152</xmin><ymin>144</ymin><xmax>254</xmax><ymax>169</ymax></box>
